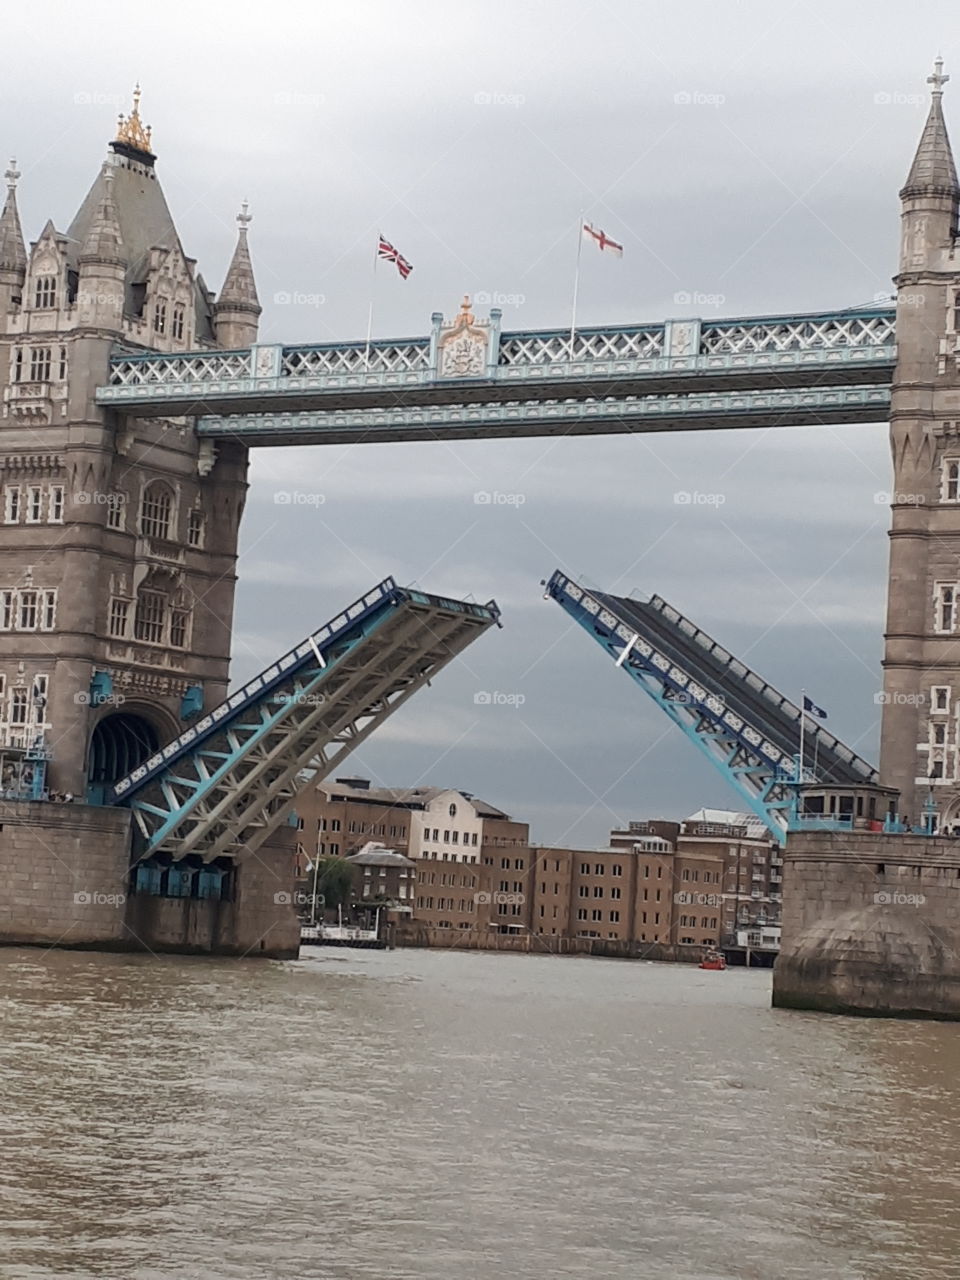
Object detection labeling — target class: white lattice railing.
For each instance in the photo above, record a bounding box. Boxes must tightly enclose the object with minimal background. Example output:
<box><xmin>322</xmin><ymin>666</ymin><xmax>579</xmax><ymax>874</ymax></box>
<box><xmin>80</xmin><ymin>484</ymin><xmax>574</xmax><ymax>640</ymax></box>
<box><xmin>498</xmin><ymin>327</ymin><xmax>664</xmax><ymax>365</ymax></box>
<box><xmin>282</xmin><ymin>342</ymin><xmax>429</xmax><ymax>377</ymax></box>
<box><xmin>108</xmin><ymin>351</ymin><xmax>252</xmax><ymax>386</ymax></box>
<box><xmin>700</xmin><ymin>312</ymin><xmax>895</xmax><ymax>356</ymax></box>
<box><xmin>104</xmin><ymin>309</ymin><xmax>896</xmax><ymax>391</ymax></box>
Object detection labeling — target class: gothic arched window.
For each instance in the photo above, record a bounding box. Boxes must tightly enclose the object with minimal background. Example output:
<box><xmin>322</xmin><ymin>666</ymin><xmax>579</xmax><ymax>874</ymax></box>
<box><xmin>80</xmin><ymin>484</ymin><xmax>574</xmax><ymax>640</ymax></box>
<box><xmin>139</xmin><ymin>481</ymin><xmax>174</xmax><ymax>540</ymax></box>
<box><xmin>154</xmin><ymin>301</ymin><xmax>167</xmax><ymax>335</ymax></box>
<box><xmin>34</xmin><ymin>276</ymin><xmax>57</xmax><ymax>309</ymax></box>
<box><xmin>172</xmin><ymin>305</ymin><xmax>185</xmax><ymax>341</ymax></box>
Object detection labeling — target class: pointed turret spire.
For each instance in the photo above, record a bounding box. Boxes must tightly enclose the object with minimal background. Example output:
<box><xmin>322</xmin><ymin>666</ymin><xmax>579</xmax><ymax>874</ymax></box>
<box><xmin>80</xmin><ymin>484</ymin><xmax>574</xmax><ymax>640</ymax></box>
<box><xmin>219</xmin><ymin>202</ymin><xmax>260</xmax><ymax>309</ymax></box>
<box><xmin>79</xmin><ymin>165</ymin><xmax>125</xmax><ymax>265</ymax></box>
<box><xmin>902</xmin><ymin>57</ymin><xmax>959</xmax><ymax>198</ymax></box>
<box><xmin>0</xmin><ymin>159</ymin><xmax>27</xmax><ymax>274</ymax></box>
<box><xmin>215</xmin><ymin>202</ymin><xmax>261</xmax><ymax>348</ymax></box>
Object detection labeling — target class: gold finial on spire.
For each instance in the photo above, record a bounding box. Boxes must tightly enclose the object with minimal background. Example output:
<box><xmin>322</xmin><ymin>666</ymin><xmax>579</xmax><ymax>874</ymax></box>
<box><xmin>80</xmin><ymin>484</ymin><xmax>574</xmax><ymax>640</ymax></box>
<box><xmin>928</xmin><ymin>56</ymin><xmax>950</xmax><ymax>96</ymax></box>
<box><xmin>115</xmin><ymin>84</ymin><xmax>154</xmax><ymax>154</ymax></box>
<box><xmin>5</xmin><ymin>159</ymin><xmax>20</xmax><ymax>191</ymax></box>
<box><xmin>237</xmin><ymin>200</ymin><xmax>252</xmax><ymax>231</ymax></box>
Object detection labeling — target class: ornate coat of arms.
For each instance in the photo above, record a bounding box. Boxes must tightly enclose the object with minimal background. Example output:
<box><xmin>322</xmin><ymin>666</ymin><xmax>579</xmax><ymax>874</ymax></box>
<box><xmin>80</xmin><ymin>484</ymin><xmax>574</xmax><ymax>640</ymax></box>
<box><xmin>436</xmin><ymin>297</ymin><xmax>492</xmax><ymax>379</ymax></box>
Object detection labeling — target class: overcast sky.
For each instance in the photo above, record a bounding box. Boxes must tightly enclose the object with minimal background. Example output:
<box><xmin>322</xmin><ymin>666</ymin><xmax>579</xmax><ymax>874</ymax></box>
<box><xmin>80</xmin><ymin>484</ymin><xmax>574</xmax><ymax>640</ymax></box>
<box><xmin>4</xmin><ymin>1</ymin><xmax>956</xmax><ymax>845</ymax></box>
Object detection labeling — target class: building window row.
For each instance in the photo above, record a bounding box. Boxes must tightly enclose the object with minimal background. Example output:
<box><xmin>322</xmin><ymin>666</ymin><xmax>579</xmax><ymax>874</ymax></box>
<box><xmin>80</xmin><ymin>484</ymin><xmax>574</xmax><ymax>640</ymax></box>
<box><xmin>424</xmin><ymin>827</ymin><xmax>479</xmax><ymax>846</ymax></box>
<box><xmin>153</xmin><ymin>300</ymin><xmax>186</xmax><ymax>340</ymax></box>
<box><xmin>109</xmin><ymin>592</ymin><xmax>191</xmax><ymax>649</ymax></box>
<box><xmin>4</xmin><ymin>484</ymin><xmax>64</xmax><ymax>525</ymax></box>
<box><xmin>0</xmin><ymin>588</ymin><xmax>57</xmax><ymax>631</ymax></box>
<box><xmin>12</xmin><ymin>345</ymin><xmax>67</xmax><ymax>383</ymax></box>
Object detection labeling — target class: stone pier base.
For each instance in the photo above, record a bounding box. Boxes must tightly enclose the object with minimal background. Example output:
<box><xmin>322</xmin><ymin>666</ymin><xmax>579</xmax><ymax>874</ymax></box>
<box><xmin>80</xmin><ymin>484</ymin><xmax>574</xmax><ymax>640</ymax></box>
<box><xmin>773</xmin><ymin>831</ymin><xmax>960</xmax><ymax>1020</ymax></box>
<box><xmin>0</xmin><ymin>801</ymin><xmax>300</xmax><ymax>960</ymax></box>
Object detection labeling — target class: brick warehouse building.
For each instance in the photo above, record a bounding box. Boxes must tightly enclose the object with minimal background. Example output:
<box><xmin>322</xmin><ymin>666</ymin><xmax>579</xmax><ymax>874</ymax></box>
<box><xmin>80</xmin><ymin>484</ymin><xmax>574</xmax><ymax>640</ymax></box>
<box><xmin>316</xmin><ymin>786</ymin><xmax>781</xmax><ymax>959</ymax></box>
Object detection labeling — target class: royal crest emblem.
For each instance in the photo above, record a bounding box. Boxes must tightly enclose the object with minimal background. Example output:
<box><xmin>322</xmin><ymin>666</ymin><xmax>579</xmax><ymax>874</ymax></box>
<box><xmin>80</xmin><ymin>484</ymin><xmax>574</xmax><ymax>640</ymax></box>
<box><xmin>437</xmin><ymin>296</ymin><xmax>491</xmax><ymax>379</ymax></box>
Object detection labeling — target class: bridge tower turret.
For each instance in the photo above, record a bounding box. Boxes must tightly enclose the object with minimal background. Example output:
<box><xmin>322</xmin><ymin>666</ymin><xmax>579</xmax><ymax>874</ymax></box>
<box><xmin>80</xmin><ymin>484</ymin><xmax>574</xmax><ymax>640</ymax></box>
<box><xmin>0</xmin><ymin>89</ymin><xmax>253</xmax><ymax>801</ymax></box>
<box><xmin>881</xmin><ymin>58</ymin><xmax>960</xmax><ymax>823</ymax></box>
<box><xmin>0</xmin><ymin>161</ymin><xmax>26</xmax><ymax>315</ymax></box>
<box><xmin>214</xmin><ymin>203</ymin><xmax>261</xmax><ymax>349</ymax></box>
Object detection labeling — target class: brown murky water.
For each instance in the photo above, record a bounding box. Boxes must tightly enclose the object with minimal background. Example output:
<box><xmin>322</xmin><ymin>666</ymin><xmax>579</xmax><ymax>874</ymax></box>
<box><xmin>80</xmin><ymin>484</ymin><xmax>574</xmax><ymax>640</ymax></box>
<box><xmin>1</xmin><ymin>945</ymin><xmax>959</xmax><ymax>1280</ymax></box>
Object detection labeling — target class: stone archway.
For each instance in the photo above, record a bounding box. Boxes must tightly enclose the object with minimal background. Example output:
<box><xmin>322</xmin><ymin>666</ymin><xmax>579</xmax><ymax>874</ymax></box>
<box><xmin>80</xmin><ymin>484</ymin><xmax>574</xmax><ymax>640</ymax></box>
<box><xmin>86</xmin><ymin>711</ymin><xmax>160</xmax><ymax>804</ymax></box>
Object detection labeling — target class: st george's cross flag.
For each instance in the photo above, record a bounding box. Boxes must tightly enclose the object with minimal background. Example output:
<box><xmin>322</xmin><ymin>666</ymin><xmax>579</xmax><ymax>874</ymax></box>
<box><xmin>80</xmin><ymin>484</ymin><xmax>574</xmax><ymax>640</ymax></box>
<box><xmin>378</xmin><ymin>235</ymin><xmax>413</xmax><ymax>279</ymax></box>
<box><xmin>803</xmin><ymin>695</ymin><xmax>828</xmax><ymax>720</ymax></box>
<box><xmin>582</xmin><ymin>223</ymin><xmax>624</xmax><ymax>257</ymax></box>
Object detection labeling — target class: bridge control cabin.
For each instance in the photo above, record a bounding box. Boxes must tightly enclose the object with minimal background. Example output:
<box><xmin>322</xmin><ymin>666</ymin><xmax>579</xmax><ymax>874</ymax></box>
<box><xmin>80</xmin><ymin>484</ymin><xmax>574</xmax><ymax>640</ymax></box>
<box><xmin>792</xmin><ymin>783</ymin><xmax>901</xmax><ymax>833</ymax></box>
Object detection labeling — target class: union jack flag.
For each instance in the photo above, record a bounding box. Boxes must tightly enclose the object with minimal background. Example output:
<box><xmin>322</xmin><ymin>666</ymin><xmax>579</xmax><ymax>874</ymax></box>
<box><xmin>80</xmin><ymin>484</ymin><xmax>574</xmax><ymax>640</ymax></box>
<box><xmin>378</xmin><ymin>235</ymin><xmax>413</xmax><ymax>279</ymax></box>
<box><xmin>582</xmin><ymin>223</ymin><xmax>623</xmax><ymax>257</ymax></box>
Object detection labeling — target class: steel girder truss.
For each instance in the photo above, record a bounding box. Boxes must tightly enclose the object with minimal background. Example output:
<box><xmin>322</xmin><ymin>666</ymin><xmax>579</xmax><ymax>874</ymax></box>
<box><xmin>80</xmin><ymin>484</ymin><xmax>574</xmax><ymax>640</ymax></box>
<box><xmin>546</xmin><ymin>570</ymin><xmax>805</xmax><ymax>844</ymax></box>
<box><xmin>113</xmin><ymin>582</ymin><xmax>498</xmax><ymax>862</ymax></box>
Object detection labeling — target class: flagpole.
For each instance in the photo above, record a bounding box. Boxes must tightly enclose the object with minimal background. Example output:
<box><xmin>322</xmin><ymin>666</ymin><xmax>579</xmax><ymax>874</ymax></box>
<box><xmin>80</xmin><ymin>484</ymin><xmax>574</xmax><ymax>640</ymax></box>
<box><xmin>799</xmin><ymin>689</ymin><xmax>806</xmax><ymax>784</ymax></box>
<box><xmin>569</xmin><ymin>211</ymin><xmax>584</xmax><ymax>359</ymax></box>
<box><xmin>363</xmin><ymin>237</ymin><xmax>379</xmax><ymax>370</ymax></box>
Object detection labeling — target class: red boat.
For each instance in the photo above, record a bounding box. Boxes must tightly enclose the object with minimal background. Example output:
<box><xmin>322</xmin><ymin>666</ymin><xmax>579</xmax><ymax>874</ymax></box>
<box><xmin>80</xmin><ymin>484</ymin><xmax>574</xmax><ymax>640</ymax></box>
<box><xmin>699</xmin><ymin>949</ymin><xmax>727</xmax><ymax>971</ymax></box>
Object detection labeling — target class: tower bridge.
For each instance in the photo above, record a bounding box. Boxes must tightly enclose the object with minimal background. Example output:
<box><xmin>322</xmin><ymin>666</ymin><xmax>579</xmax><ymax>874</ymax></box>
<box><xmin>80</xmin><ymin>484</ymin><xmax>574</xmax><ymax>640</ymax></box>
<box><xmin>0</xmin><ymin>63</ymin><xmax>959</xmax><ymax>985</ymax></box>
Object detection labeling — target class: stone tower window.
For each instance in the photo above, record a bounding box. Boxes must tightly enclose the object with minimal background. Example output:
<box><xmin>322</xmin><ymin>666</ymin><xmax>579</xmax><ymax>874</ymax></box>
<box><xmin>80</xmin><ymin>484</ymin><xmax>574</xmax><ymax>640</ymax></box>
<box><xmin>154</xmin><ymin>301</ymin><xmax>167</xmax><ymax>335</ymax></box>
<box><xmin>106</xmin><ymin>496</ymin><xmax>125</xmax><ymax>531</ymax></box>
<box><xmin>172</xmin><ymin>305</ymin><xmax>185</xmax><ymax>341</ymax></box>
<box><xmin>34</xmin><ymin>276</ymin><xmax>57</xmax><ymax>309</ymax></box>
<box><xmin>109</xmin><ymin>598</ymin><xmax>129</xmax><ymax>638</ymax></box>
<box><xmin>12</xmin><ymin>349</ymin><xmax>22</xmax><ymax>383</ymax></box>
<box><xmin>17</xmin><ymin>591</ymin><xmax>37</xmax><ymax>630</ymax></box>
<box><xmin>170</xmin><ymin>608</ymin><xmax>189</xmax><ymax>649</ymax></box>
<box><xmin>4</xmin><ymin>487</ymin><xmax>20</xmax><ymax>524</ymax></box>
<box><xmin>187</xmin><ymin>509</ymin><xmax>205</xmax><ymax>548</ymax></box>
<box><xmin>9</xmin><ymin>688</ymin><xmax>28</xmax><ymax>726</ymax></box>
<box><xmin>58</xmin><ymin>347</ymin><xmax>67</xmax><ymax>381</ymax></box>
<box><xmin>140</xmin><ymin>481</ymin><xmax>174</xmax><ymax>540</ymax></box>
<box><xmin>25</xmin><ymin>487</ymin><xmax>43</xmax><ymax>524</ymax></box>
<box><xmin>933</xmin><ymin>686</ymin><xmax>951</xmax><ymax>713</ymax></box>
<box><xmin>48</xmin><ymin>486</ymin><xmax>64</xmax><ymax>523</ymax></box>
<box><xmin>935</xmin><ymin>583</ymin><xmax>958</xmax><ymax>633</ymax></box>
<box><xmin>134</xmin><ymin>590</ymin><xmax>166</xmax><ymax>644</ymax></box>
<box><xmin>943</xmin><ymin>459</ymin><xmax>960</xmax><ymax>502</ymax></box>
<box><xmin>29</xmin><ymin>347</ymin><xmax>52</xmax><ymax>382</ymax></box>
<box><xmin>41</xmin><ymin>591</ymin><xmax>56</xmax><ymax>630</ymax></box>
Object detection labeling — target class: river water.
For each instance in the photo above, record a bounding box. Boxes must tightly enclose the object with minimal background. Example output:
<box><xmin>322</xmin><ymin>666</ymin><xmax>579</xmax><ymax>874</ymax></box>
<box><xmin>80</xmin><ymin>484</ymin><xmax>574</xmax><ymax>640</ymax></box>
<box><xmin>1</xmin><ymin>945</ymin><xmax>959</xmax><ymax>1280</ymax></box>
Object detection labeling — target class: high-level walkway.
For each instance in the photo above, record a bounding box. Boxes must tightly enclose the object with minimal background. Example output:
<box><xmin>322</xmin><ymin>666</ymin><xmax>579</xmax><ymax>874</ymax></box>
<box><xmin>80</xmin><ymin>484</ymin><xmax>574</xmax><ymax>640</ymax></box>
<box><xmin>546</xmin><ymin>570</ymin><xmax>876</xmax><ymax>841</ymax></box>
<box><xmin>96</xmin><ymin>306</ymin><xmax>895</xmax><ymax>442</ymax></box>
<box><xmin>111</xmin><ymin>579</ymin><xmax>499</xmax><ymax>862</ymax></box>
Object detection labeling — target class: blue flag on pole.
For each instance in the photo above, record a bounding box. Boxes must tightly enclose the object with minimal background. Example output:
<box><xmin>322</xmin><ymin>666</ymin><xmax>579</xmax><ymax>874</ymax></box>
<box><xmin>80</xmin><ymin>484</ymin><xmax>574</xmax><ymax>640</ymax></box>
<box><xmin>803</xmin><ymin>695</ymin><xmax>827</xmax><ymax>720</ymax></box>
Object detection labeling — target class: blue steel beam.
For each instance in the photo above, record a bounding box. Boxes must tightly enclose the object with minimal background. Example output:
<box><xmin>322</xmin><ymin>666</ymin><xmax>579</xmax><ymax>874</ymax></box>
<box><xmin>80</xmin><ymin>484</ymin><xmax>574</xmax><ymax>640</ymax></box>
<box><xmin>113</xmin><ymin>578</ymin><xmax>500</xmax><ymax>861</ymax></box>
<box><xmin>95</xmin><ymin>306</ymin><xmax>895</xmax><ymax>421</ymax></box>
<box><xmin>545</xmin><ymin>570</ymin><xmax>877</xmax><ymax>842</ymax></box>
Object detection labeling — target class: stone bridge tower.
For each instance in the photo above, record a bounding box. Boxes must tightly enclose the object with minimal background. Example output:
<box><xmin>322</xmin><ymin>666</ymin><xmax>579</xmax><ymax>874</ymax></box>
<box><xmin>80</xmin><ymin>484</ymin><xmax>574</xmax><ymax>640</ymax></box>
<box><xmin>0</xmin><ymin>90</ymin><xmax>259</xmax><ymax>800</ymax></box>
<box><xmin>880</xmin><ymin>60</ymin><xmax>960</xmax><ymax>824</ymax></box>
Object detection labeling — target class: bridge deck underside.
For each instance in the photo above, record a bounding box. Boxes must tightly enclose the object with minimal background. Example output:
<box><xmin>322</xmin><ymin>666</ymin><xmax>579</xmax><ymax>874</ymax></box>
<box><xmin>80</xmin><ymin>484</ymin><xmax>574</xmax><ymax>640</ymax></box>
<box><xmin>546</xmin><ymin>571</ymin><xmax>876</xmax><ymax>840</ymax></box>
<box><xmin>591</xmin><ymin>590</ymin><xmax>876</xmax><ymax>787</ymax></box>
<box><xmin>114</xmin><ymin>582</ymin><xmax>497</xmax><ymax>862</ymax></box>
<box><xmin>195</xmin><ymin>385</ymin><xmax>892</xmax><ymax>446</ymax></box>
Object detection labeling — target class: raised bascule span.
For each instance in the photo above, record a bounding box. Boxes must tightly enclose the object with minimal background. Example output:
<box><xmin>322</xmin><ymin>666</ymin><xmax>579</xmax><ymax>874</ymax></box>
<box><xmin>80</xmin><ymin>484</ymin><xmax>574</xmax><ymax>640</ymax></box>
<box><xmin>95</xmin><ymin>305</ymin><xmax>896</xmax><ymax>442</ymax></box>
<box><xmin>545</xmin><ymin>570</ymin><xmax>877</xmax><ymax>843</ymax></box>
<box><xmin>110</xmin><ymin>579</ymin><xmax>499</xmax><ymax>863</ymax></box>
